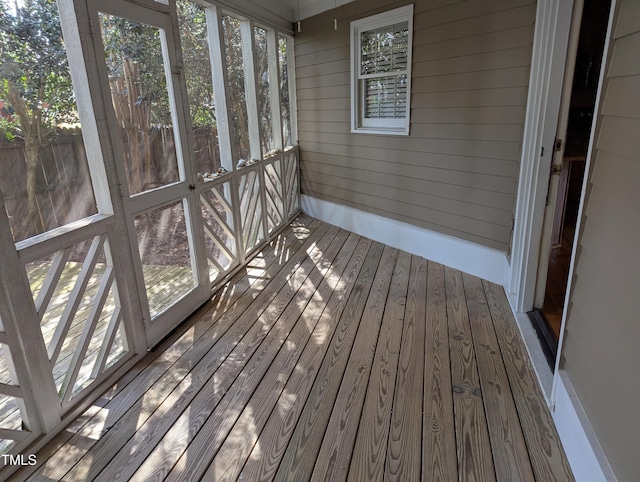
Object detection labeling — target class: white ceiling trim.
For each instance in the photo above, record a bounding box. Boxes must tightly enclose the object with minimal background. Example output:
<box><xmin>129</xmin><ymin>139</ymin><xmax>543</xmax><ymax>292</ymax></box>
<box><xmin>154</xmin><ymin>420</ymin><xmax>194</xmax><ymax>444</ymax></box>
<box><xmin>202</xmin><ymin>0</ymin><xmax>294</xmax><ymax>32</ymax></box>
<box><xmin>240</xmin><ymin>0</ymin><xmax>356</xmax><ymax>23</ymax></box>
<box><xmin>295</xmin><ymin>0</ymin><xmax>355</xmax><ymax>21</ymax></box>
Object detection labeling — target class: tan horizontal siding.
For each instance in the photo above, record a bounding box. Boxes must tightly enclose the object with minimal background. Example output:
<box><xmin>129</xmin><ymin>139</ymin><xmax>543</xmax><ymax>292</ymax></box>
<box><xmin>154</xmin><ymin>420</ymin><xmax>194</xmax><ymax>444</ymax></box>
<box><xmin>301</xmin><ymin>186</ymin><xmax>510</xmax><ymax>251</ymax></box>
<box><xmin>307</xmin><ymin>151</ymin><xmax>517</xmax><ymax>187</ymax></box>
<box><xmin>295</xmin><ymin>0</ymin><xmax>535</xmax><ymax>252</ymax></box>
<box><xmin>412</xmin><ymin>86</ymin><xmax>528</xmax><ymax>108</ymax></box>
<box><xmin>590</xmin><ymin>150</ymin><xmax>640</xmax><ymax>209</ymax></box>
<box><xmin>296</xmin><ymin>59</ymin><xmax>349</xmax><ymax>79</ymax></box>
<box><xmin>613</xmin><ymin>0</ymin><xmax>640</xmax><ymax>38</ymax></box>
<box><xmin>562</xmin><ymin>3</ymin><xmax>640</xmax><ymax>479</ymax></box>
<box><xmin>299</xmin><ymin>132</ymin><xmax>522</xmax><ymax>161</ymax></box>
<box><xmin>414</xmin><ymin>5</ymin><xmax>536</xmax><ymax>46</ymax></box>
<box><xmin>412</xmin><ymin>67</ymin><xmax>531</xmax><ymax>93</ymax></box>
<box><xmin>412</xmin><ymin>0</ymin><xmax>533</xmax><ymax>28</ymax></box>
<box><xmin>607</xmin><ymin>31</ymin><xmax>640</xmax><ymax>76</ymax></box>
<box><xmin>601</xmin><ymin>76</ymin><xmax>640</xmax><ymax>118</ymax></box>
<box><xmin>300</xmin><ymin>87</ymin><xmax>528</xmax><ymax>110</ymax></box>
<box><xmin>296</xmin><ymin>72</ymin><xmax>349</xmax><ymax>89</ymax></box>
<box><xmin>299</xmin><ymin>121</ymin><xmax>524</xmax><ymax>143</ymax></box>
<box><xmin>301</xmin><ymin>148</ymin><xmax>519</xmax><ymax>186</ymax></box>
<box><xmin>596</xmin><ymin>115</ymin><xmax>640</xmax><ymax>161</ymax></box>
<box><xmin>300</xmin><ymin>164</ymin><xmax>514</xmax><ymax>217</ymax></box>
<box><xmin>412</xmin><ymin>46</ymin><xmax>533</xmax><ymax>78</ymax></box>
<box><xmin>298</xmin><ymin>105</ymin><xmax>527</xmax><ymax>125</ymax></box>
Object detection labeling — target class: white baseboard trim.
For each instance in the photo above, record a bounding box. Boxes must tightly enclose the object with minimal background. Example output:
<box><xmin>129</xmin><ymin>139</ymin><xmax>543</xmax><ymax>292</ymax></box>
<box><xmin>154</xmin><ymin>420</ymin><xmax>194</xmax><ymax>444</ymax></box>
<box><xmin>553</xmin><ymin>370</ymin><xmax>617</xmax><ymax>482</ymax></box>
<box><xmin>301</xmin><ymin>195</ymin><xmax>510</xmax><ymax>286</ymax></box>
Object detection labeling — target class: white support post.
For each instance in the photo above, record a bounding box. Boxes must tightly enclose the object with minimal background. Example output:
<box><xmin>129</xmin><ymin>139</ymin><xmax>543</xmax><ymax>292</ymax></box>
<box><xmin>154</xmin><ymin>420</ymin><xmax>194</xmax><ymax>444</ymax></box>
<box><xmin>0</xmin><ymin>192</ymin><xmax>61</xmax><ymax>434</ymax></box>
<box><xmin>206</xmin><ymin>7</ymin><xmax>236</xmax><ymax>173</ymax></box>
<box><xmin>240</xmin><ymin>19</ymin><xmax>268</xmax><ymax>245</ymax></box>
<box><xmin>286</xmin><ymin>35</ymin><xmax>298</xmax><ymax>147</ymax></box>
<box><xmin>266</xmin><ymin>30</ymin><xmax>286</xmax><ymax>226</ymax></box>
<box><xmin>240</xmin><ymin>19</ymin><xmax>263</xmax><ymax>161</ymax></box>
<box><xmin>267</xmin><ymin>29</ymin><xmax>283</xmax><ymax>152</ymax></box>
<box><xmin>284</xmin><ymin>35</ymin><xmax>299</xmax><ymax>218</ymax></box>
<box><xmin>207</xmin><ymin>6</ymin><xmax>245</xmax><ymax>263</ymax></box>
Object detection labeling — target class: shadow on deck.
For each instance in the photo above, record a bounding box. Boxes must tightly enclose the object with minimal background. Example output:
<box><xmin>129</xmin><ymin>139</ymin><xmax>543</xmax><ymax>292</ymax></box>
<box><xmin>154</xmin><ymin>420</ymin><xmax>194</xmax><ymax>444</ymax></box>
<box><xmin>8</xmin><ymin>215</ymin><xmax>573</xmax><ymax>481</ymax></box>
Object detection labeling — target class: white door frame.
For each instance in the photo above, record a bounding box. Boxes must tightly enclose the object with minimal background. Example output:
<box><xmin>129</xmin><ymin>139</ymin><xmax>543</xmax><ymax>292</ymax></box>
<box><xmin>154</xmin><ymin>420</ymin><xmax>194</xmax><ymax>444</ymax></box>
<box><xmin>86</xmin><ymin>0</ymin><xmax>210</xmax><ymax>347</ymax></box>
<box><xmin>509</xmin><ymin>0</ymin><xmax>617</xmax><ymax>405</ymax></box>
<box><xmin>507</xmin><ymin>0</ymin><xmax>575</xmax><ymax>399</ymax></box>
<box><xmin>509</xmin><ymin>0</ymin><xmax>575</xmax><ymax>317</ymax></box>
<box><xmin>533</xmin><ymin>0</ymin><xmax>585</xmax><ymax>310</ymax></box>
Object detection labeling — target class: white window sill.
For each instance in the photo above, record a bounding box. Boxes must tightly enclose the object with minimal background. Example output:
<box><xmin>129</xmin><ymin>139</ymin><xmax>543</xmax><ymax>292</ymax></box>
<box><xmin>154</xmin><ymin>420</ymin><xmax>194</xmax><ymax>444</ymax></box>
<box><xmin>351</xmin><ymin>126</ymin><xmax>410</xmax><ymax>136</ymax></box>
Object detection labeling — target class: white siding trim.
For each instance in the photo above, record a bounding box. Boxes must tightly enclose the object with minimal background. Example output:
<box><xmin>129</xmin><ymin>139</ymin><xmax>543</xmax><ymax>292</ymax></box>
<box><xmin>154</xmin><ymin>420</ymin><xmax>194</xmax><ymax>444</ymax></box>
<box><xmin>553</xmin><ymin>371</ymin><xmax>617</xmax><ymax>482</ymax></box>
<box><xmin>301</xmin><ymin>194</ymin><xmax>509</xmax><ymax>286</ymax></box>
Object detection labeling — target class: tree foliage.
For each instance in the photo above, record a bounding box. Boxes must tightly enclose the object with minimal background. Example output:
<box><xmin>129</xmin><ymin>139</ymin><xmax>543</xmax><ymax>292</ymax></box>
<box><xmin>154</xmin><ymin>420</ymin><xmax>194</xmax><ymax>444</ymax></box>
<box><xmin>177</xmin><ymin>0</ymin><xmax>215</xmax><ymax>128</ymax></box>
<box><xmin>0</xmin><ymin>0</ymin><xmax>291</xmax><ymax>232</ymax></box>
<box><xmin>0</xmin><ymin>0</ymin><xmax>78</xmax><ymax>228</ymax></box>
<box><xmin>0</xmin><ymin>0</ymin><xmax>77</xmax><ymax>140</ymax></box>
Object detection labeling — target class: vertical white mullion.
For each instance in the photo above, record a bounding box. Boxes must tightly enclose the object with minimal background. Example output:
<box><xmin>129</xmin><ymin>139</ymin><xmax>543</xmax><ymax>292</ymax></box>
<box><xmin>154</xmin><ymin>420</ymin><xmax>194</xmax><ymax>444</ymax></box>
<box><xmin>207</xmin><ymin>6</ymin><xmax>245</xmax><ymax>263</ymax></box>
<box><xmin>267</xmin><ymin>31</ymin><xmax>285</xmax><ymax>227</ymax></box>
<box><xmin>206</xmin><ymin>7</ymin><xmax>235</xmax><ymax>173</ymax></box>
<box><xmin>286</xmin><ymin>36</ymin><xmax>300</xmax><ymax>217</ymax></box>
<box><xmin>240</xmin><ymin>19</ymin><xmax>268</xmax><ymax>244</ymax></box>
<box><xmin>0</xmin><ymin>192</ymin><xmax>60</xmax><ymax>433</ymax></box>
<box><xmin>58</xmin><ymin>0</ymin><xmax>147</xmax><ymax>354</ymax></box>
<box><xmin>163</xmin><ymin>2</ymin><xmax>210</xmax><ymax>291</ymax></box>
<box><xmin>267</xmin><ymin>29</ymin><xmax>283</xmax><ymax>152</ymax></box>
<box><xmin>286</xmin><ymin>35</ymin><xmax>298</xmax><ymax>147</ymax></box>
<box><xmin>240</xmin><ymin>20</ymin><xmax>262</xmax><ymax>161</ymax></box>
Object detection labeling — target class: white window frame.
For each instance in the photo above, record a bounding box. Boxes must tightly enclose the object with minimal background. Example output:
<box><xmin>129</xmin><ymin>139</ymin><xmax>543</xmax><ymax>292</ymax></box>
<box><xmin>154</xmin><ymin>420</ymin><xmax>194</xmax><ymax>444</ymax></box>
<box><xmin>350</xmin><ymin>4</ymin><xmax>414</xmax><ymax>136</ymax></box>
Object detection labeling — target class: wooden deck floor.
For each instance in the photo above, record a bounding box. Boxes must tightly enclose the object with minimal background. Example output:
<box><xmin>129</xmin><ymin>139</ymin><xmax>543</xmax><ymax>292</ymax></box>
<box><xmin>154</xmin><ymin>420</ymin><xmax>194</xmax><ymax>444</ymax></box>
<box><xmin>12</xmin><ymin>216</ymin><xmax>574</xmax><ymax>481</ymax></box>
<box><xmin>0</xmin><ymin>261</ymin><xmax>189</xmax><ymax>455</ymax></box>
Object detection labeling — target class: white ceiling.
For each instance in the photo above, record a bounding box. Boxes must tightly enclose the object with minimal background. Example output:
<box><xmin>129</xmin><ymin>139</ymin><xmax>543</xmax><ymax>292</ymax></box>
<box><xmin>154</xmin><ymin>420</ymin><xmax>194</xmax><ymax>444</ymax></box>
<box><xmin>254</xmin><ymin>0</ymin><xmax>355</xmax><ymax>22</ymax></box>
<box><xmin>212</xmin><ymin>0</ymin><xmax>354</xmax><ymax>33</ymax></box>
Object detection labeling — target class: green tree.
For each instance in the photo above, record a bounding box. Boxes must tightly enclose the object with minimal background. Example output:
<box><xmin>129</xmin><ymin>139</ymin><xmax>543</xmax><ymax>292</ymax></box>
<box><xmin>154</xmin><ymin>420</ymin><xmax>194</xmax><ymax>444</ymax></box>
<box><xmin>100</xmin><ymin>14</ymin><xmax>171</xmax><ymax>193</ymax></box>
<box><xmin>0</xmin><ymin>0</ymin><xmax>77</xmax><ymax>231</ymax></box>
<box><xmin>177</xmin><ymin>0</ymin><xmax>215</xmax><ymax>128</ymax></box>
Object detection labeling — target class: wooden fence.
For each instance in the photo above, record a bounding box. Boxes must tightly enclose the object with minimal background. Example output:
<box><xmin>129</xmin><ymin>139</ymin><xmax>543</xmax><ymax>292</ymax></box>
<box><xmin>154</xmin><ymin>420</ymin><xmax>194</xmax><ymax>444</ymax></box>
<box><xmin>0</xmin><ymin>127</ymin><xmax>221</xmax><ymax>241</ymax></box>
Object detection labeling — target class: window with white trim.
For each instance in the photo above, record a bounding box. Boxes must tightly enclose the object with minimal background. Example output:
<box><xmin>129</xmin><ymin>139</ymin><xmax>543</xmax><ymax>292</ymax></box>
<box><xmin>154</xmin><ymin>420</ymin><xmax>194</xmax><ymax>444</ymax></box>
<box><xmin>351</xmin><ymin>5</ymin><xmax>413</xmax><ymax>135</ymax></box>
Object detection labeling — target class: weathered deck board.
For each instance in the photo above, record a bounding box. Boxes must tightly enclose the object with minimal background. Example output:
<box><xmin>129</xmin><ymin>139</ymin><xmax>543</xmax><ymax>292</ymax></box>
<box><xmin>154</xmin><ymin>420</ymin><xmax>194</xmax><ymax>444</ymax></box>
<box><xmin>445</xmin><ymin>266</ymin><xmax>496</xmax><ymax>482</ymax></box>
<box><xmin>274</xmin><ymin>243</ymin><xmax>395</xmax><ymax>482</ymax></box>
<box><xmin>121</xmin><ymin>226</ymin><xmax>349</xmax><ymax>482</ymax></box>
<box><xmin>237</xmin><ymin>236</ymin><xmax>373</xmax><ymax>482</ymax></box>
<box><xmin>386</xmin><ymin>255</ymin><xmax>427</xmax><ymax>481</ymax></box>
<box><xmin>346</xmin><ymin>251</ymin><xmax>410</xmax><ymax>481</ymax></box>
<box><xmin>63</xmin><ymin>224</ymin><xmax>340</xmax><ymax>482</ymax></box>
<box><xmin>462</xmin><ymin>272</ymin><xmax>535</xmax><ymax>482</ymax></box>
<box><xmin>482</xmin><ymin>280</ymin><xmax>575</xmax><ymax>481</ymax></box>
<box><xmin>11</xmin><ymin>217</ymin><xmax>574</xmax><ymax>482</ymax></box>
<box><xmin>423</xmin><ymin>261</ymin><xmax>458</xmax><ymax>481</ymax></box>
<box><xmin>199</xmin><ymin>232</ymin><xmax>362</xmax><ymax>482</ymax></box>
<box><xmin>20</xmin><ymin>217</ymin><xmax>324</xmax><ymax>481</ymax></box>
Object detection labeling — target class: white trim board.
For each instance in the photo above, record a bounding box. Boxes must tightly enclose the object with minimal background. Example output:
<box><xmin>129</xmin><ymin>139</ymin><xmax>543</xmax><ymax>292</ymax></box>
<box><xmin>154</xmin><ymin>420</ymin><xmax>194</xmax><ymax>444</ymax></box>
<box><xmin>508</xmin><ymin>0</ymin><xmax>574</xmax><ymax>313</ymax></box>
<box><xmin>553</xmin><ymin>371</ymin><xmax>617</xmax><ymax>482</ymax></box>
<box><xmin>301</xmin><ymin>195</ymin><xmax>510</xmax><ymax>286</ymax></box>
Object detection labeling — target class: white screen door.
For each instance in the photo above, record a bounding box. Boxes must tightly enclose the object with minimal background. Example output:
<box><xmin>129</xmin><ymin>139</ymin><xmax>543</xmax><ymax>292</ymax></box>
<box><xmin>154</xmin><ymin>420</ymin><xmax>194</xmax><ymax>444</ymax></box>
<box><xmin>88</xmin><ymin>0</ymin><xmax>209</xmax><ymax>346</ymax></box>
